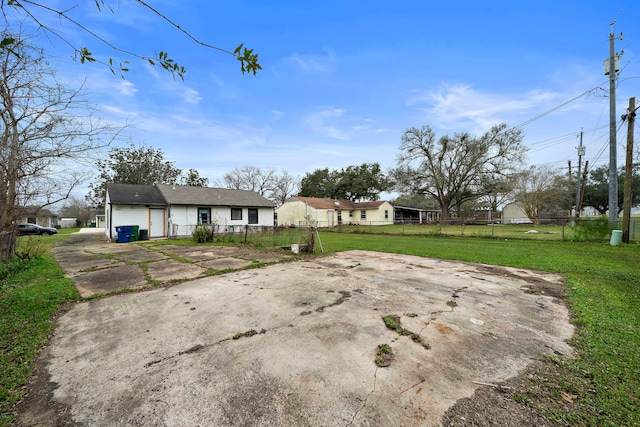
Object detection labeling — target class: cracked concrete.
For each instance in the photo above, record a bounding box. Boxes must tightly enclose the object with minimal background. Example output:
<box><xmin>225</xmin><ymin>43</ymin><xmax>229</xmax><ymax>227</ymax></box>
<box><xmin>16</xmin><ymin>237</ymin><xmax>574</xmax><ymax>426</ymax></box>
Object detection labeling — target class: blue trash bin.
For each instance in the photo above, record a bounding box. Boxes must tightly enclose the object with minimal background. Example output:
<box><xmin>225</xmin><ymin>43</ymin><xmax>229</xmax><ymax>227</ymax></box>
<box><xmin>116</xmin><ymin>226</ymin><xmax>132</xmax><ymax>243</ymax></box>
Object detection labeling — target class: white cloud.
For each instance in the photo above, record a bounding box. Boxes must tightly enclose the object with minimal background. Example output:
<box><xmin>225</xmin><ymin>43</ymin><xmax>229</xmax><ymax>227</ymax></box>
<box><xmin>181</xmin><ymin>87</ymin><xmax>202</xmax><ymax>104</ymax></box>
<box><xmin>406</xmin><ymin>83</ymin><xmax>561</xmax><ymax>133</ymax></box>
<box><xmin>302</xmin><ymin>108</ymin><xmax>350</xmax><ymax>140</ymax></box>
<box><xmin>285</xmin><ymin>49</ymin><xmax>336</xmax><ymax>74</ymax></box>
<box><xmin>271</xmin><ymin>110</ymin><xmax>285</xmax><ymax>120</ymax></box>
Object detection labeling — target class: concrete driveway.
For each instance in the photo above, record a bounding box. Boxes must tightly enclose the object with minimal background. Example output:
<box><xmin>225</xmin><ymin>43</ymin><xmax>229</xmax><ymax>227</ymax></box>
<box><xmin>16</xmin><ymin>231</ymin><xmax>573</xmax><ymax>426</ymax></box>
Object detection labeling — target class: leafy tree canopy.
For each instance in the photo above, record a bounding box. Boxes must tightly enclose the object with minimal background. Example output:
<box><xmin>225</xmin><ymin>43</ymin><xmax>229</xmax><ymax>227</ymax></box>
<box><xmin>582</xmin><ymin>164</ymin><xmax>640</xmax><ymax>214</ymax></box>
<box><xmin>299</xmin><ymin>163</ymin><xmax>390</xmax><ymax>202</ymax></box>
<box><xmin>87</xmin><ymin>144</ymin><xmax>208</xmax><ymax>207</ymax></box>
<box><xmin>0</xmin><ymin>1</ymin><xmax>261</xmax><ymax>79</ymax></box>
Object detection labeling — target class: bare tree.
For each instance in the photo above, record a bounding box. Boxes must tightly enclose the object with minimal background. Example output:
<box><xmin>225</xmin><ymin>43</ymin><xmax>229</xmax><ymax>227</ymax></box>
<box><xmin>393</xmin><ymin>123</ymin><xmax>525</xmax><ymax>220</ymax></box>
<box><xmin>59</xmin><ymin>196</ymin><xmax>93</xmax><ymax>227</ymax></box>
<box><xmin>513</xmin><ymin>165</ymin><xmax>571</xmax><ymax>225</ymax></box>
<box><xmin>222</xmin><ymin>166</ymin><xmax>299</xmax><ymax>206</ymax></box>
<box><xmin>269</xmin><ymin>170</ymin><xmax>299</xmax><ymax>206</ymax></box>
<box><xmin>0</xmin><ymin>31</ymin><xmax>119</xmax><ymax>260</ymax></box>
<box><xmin>0</xmin><ymin>1</ymin><xmax>261</xmax><ymax>79</ymax></box>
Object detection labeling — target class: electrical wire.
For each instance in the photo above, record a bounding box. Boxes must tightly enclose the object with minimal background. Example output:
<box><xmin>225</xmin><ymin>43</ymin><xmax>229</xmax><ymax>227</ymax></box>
<box><xmin>511</xmin><ymin>85</ymin><xmax>607</xmax><ymax>130</ymax></box>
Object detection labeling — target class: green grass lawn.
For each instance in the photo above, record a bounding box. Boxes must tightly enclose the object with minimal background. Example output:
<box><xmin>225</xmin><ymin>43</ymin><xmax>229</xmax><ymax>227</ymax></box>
<box><xmin>1</xmin><ymin>229</ymin><xmax>639</xmax><ymax>425</ymax></box>
<box><xmin>0</xmin><ymin>233</ymin><xmax>79</xmax><ymax>426</ymax></box>
<box><xmin>325</xmin><ymin>220</ymin><xmax>640</xmax><ymax>242</ymax></box>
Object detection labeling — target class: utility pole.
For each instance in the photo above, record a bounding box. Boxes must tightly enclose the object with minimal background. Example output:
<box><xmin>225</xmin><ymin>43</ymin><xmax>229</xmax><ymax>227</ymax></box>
<box><xmin>575</xmin><ymin>129</ymin><xmax>585</xmax><ymax>218</ymax></box>
<box><xmin>622</xmin><ymin>97</ymin><xmax>636</xmax><ymax>243</ymax></box>
<box><xmin>579</xmin><ymin>161</ymin><xmax>589</xmax><ymax>215</ymax></box>
<box><xmin>606</xmin><ymin>22</ymin><xmax>622</xmax><ymax>221</ymax></box>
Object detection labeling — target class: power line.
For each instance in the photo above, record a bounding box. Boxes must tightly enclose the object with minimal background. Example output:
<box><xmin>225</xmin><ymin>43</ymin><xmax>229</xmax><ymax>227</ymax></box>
<box><xmin>511</xmin><ymin>85</ymin><xmax>607</xmax><ymax>130</ymax></box>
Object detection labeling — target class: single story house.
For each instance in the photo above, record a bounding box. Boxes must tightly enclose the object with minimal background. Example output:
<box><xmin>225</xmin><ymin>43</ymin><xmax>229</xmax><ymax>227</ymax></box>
<box><xmin>58</xmin><ymin>218</ymin><xmax>79</xmax><ymax>228</ymax></box>
<box><xmin>275</xmin><ymin>196</ymin><xmax>394</xmax><ymax>227</ymax></box>
<box><xmin>105</xmin><ymin>183</ymin><xmax>275</xmax><ymax>241</ymax></box>
<box><xmin>94</xmin><ymin>208</ymin><xmax>106</xmax><ymax>228</ymax></box>
<box><xmin>502</xmin><ymin>202</ymin><xmax>533</xmax><ymax>224</ymax></box>
<box><xmin>16</xmin><ymin>206</ymin><xmax>57</xmax><ymax>228</ymax></box>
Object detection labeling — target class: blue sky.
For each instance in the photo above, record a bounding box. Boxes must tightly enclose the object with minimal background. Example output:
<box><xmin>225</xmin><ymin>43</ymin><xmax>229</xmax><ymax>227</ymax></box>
<box><xmin>14</xmin><ymin>1</ymin><xmax>640</xmax><ymax>197</ymax></box>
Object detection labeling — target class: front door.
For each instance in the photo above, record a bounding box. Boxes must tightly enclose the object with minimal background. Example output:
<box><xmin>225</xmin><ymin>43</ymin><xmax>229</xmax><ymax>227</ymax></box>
<box><xmin>150</xmin><ymin>209</ymin><xmax>165</xmax><ymax>237</ymax></box>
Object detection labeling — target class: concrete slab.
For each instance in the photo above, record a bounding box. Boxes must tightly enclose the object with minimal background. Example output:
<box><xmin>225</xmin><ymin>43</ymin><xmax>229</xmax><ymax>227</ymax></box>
<box><xmin>53</xmin><ymin>251</ymin><xmax>121</xmax><ymax>273</ymax></box>
<box><xmin>159</xmin><ymin>245</ymin><xmax>256</xmax><ymax>261</ymax></box>
<box><xmin>25</xmin><ymin>250</ymin><xmax>573</xmax><ymax>426</ymax></box>
<box><xmin>199</xmin><ymin>257</ymin><xmax>255</xmax><ymax>271</ymax></box>
<box><xmin>241</xmin><ymin>249</ymin><xmax>294</xmax><ymax>263</ymax></box>
<box><xmin>146</xmin><ymin>259</ymin><xmax>207</xmax><ymax>282</ymax></box>
<box><xmin>72</xmin><ymin>264</ymin><xmax>147</xmax><ymax>297</ymax></box>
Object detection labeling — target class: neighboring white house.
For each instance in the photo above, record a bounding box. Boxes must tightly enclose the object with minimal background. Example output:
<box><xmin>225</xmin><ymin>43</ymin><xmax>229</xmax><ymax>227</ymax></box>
<box><xmin>276</xmin><ymin>196</ymin><xmax>394</xmax><ymax>227</ymax></box>
<box><xmin>105</xmin><ymin>183</ymin><xmax>275</xmax><ymax>241</ymax></box>
<box><xmin>502</xmin><ymin>202</ymin><xmax>533</xmax><ymax>224</ymax></box>
<box><xmin>156</xmin><ymin>184</ymin><xmax>275</xmax><ymax>237</ymax></box>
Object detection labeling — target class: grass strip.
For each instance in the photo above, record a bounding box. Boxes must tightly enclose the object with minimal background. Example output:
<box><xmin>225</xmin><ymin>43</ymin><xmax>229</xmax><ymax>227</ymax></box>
<box><xmin>0</xmin><ymin>249</ymin><xmax>79</xmax><ymax>425</ymax></box>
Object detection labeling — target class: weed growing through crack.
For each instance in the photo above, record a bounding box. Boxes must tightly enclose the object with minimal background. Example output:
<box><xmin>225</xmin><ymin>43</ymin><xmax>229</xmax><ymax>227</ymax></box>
<box><xmin>375</xmin><ymin>343</ymin><xmax>394</xmax><ymax>367</ymax></box>
<box><xmin>232</xmin><ymin>329</ymin><xmax>267</xmax><ymax>340</ymax></box>
<box><xmin>446</xmin><ymin>300</ymin><xmax>458</xmax><ymax>308</ymax></box>
<box><xmin>382</xmin><ymin>314</ymin><xmax>431</xmax><ymax>350</ymax></box>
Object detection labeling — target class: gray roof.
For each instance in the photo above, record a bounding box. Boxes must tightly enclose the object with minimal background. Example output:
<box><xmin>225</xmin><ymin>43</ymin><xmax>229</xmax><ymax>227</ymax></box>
<box><xmin>106</xmin><ymin>183</ymin><xmax>166</xmax><ymax>205</ymax></box>
<box><xmin>156</xmin><ymin>184</ymin><xmax>275</xmax><ymax>208</ymax></box>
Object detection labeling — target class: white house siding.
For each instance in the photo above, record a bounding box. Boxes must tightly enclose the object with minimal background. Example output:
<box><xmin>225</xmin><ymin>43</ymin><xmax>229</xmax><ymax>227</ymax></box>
<box><xmin>359</xmin><ymin>202</ymin><xmax>394</xmax><ymax>225</ymax></box>
<box><xmin>169</xmin><ymin>205</ymin><xmax>274</xmax><ymax>237</ymax></box>
<box><xmin>107</xmin><ymin>205</ymin><xmax>153</xmax><ymax>241</ymax></box>
<box><xmin>276</xmin><ymin>201</ymin><xmax>309</xmax><ymax>227</ymax></box>
<box><xmin>276</xmin><ymin>200</ymin><xmax>395</xmax><ymax>227</ymax></box>
<box><xmin>502</xmin><ymin>203</ymin><xmax>532</xmax><ymax>224</ymax></box>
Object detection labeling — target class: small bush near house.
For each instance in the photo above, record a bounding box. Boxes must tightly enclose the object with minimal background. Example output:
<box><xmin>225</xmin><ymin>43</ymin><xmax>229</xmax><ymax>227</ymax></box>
<box><xmin>192</xmin><ymin>225</ymin><xmax>215</xmax><ymax>243</ymax></box>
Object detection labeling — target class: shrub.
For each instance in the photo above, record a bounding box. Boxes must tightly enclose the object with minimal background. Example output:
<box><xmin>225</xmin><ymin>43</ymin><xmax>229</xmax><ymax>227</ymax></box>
<box><xmin>0</xmin><ymin>256</ymin><xmax>37</xmax><ymax>282</ymax></box>
<box><xmin>192</xmin><ymin>225</ymin><xmax>215</xmax><ymax>243</ymax></box>
<box><xmin>573</xmin><ymin>217</ymin><xmax>612</xmax><ymax>241</ymax></box>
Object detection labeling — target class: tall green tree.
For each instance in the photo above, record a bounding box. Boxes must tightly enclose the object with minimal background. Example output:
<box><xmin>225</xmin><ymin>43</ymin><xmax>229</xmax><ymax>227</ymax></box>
<box><xmin>392</xmin><ymin>123</ymin><xmax>525</xmax><ymax>220</ymax></box>
<box><xmin>180</xmin><ymin>169</ymin><xmax>209</xmax><ymax>187</ymax></box>
<box><xmin>299</xmin><ymin>168</ymin><xmax>338</xmax><ymax>199</ymax></box>
<box><xmin>299</xmin><ymin>163</ymin><xmax>389</xmax><ymax>201</ymax></box>
<box><xmin>87</xmin><ymin>144</ymin><xmax>207</xmax><ymax>207</ymax></box>
<box><xmin>582</xmin><ymin>164</ymin><xmax>639</xmax><ymax>214</ymax></box>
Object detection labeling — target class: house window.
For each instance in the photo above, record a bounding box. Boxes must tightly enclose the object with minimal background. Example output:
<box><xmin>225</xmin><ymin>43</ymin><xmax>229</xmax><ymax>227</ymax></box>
<box><xmin>231</xmin><ymin>208</ymin><xmax>242</xmax><ymax>220</ymax></box>
<box><xmin>385</xmin><ymin>210</ymin><xmax>389</xmax><ymax>219</ymax></box>
<box><xmin>198</xmin><ymin>208</ymin><xmax>211</xmax><ymax>224</ymax></box>
<box><xmin>248</xmin><ymin>208</ymin><xmax>258</xmax><ymax>224</ymax></box>
<box><xmin>337</xmin><ymin>210</ymin><xmax>342</xmax><ymax>223</ymax></box>
<box><xmin>360</xmin><ymin>210</ymin><xmax>366</xmax><ymax>220</ymax></box>
<box><xmin>27</xmin><ymin>217</ymin><xmax>36</xmax><ymax>224</ymax></box>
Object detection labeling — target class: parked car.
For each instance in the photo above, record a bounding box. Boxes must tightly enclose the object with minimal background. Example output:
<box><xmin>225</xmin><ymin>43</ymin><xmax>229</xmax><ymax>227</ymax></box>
<box><xmin>17</xmin><ymin>223</ymin><xmax>58</xmax><ymax>236</ymax></box>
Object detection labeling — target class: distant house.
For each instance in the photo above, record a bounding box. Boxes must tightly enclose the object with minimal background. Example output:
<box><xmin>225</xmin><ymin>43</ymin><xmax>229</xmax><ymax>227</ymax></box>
<box><xmin>16</xmin><ymin>206</ymin><xmax>57</xmax><ymax>228</ymax></box>
<box><xmin>502</xmin><ymin>202</ymin><xmax>533</xmax><ymax>224</ymax></box>
<box><xmin>94</xmin><ymin>208</ymin><xmax>106</xmax><ymax>228</ymax></box>
<box><xmin>105</xmin><ymin>183</ymin><xmax>275</xmax><ymax>241</ymax></box>
<box><xmin>275</xmin><ymin>196</ymin><xmax>394</xmax><ymax>227</ymax></box>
